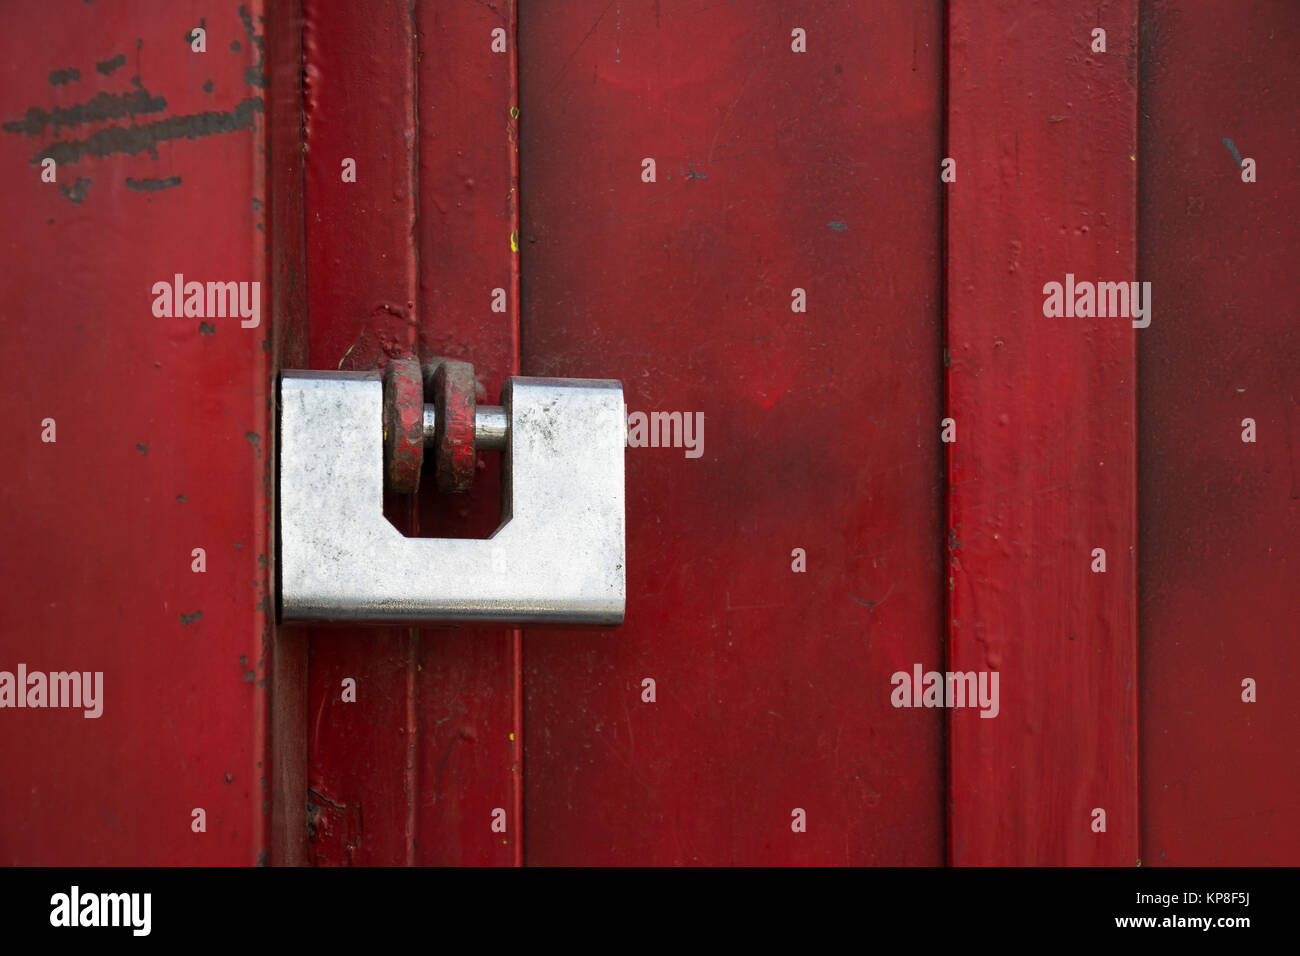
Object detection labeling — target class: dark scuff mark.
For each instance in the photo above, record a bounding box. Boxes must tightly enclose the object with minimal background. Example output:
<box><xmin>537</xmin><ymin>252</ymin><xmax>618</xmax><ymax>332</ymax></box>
<box><xmin>828</xmin><ymin>221</ymin><xmax>848</xmax><ymax>231</ymax></box>
<box><xmin>3</xmin><ymin>79</ymin><xmax>167</xmax><ymax>137</ymax></box>
<box><xmin>180</xmin><ymin>611</ymin><xmax>202</xmax><ymax>625</ymax></box>
<box><xmin>237</xmin><ymin>5</ymin><xmax>268</xmax><ymax>89</ymax></box>
<box><xmin>243</xmin><ymin>670</ymin><xmax>256</xmax><ymax>682</ymax></box>
<box><xmin>126</xmin><ymin>175</ymin><xmax>182</xmax><ymax>191</ymax></box>
<box><xmin>245</xmin><ymin>431</ymin><xmax>260</xmax><ymax>447</ymax></box>
<box><xmin>225</xmin><ymin>773</ymin><xmax>234</xmax><ymax>783</ymax></box>
<box><xmin>251</xmin><ymin>197</ymin><xmax>263</xmax><ymax>211</ymax></box>
<box><xmin>1222</xmin><ymin>137</ymin><xmax>1244</xmax><ymax>169</ymax></box>
<box><xmin>199</xmin><ymin>322</ymin><xmax>216</xmax><ymax>335</ymax></box>
<box><xmin>203</xmin><ymin>79</ymin><xmax>214</xmax><ymax>93</ymax></box>
<box><xmin>49</xmin><ymin>68</ymin><xmax>81</xmax><ymax>86</ymax></box>
<box><xmin>685</xmin><ymin>165</ymin><xmax>707</xmax><ymax>180</ymax></box>
<box><xmin>135</xmin><ymin>442</ymin><xmax>148</xmax><ymax>454</ymax></box>
<box><xmin>34</xmin><ymin>98</ymin><xmax>264</xmax><ymax>167</ymax></box>
<box><xmin>176</xmin><ymin>494</ymin><xmax>186</xmax><ymax>502</ymax></box>
<box><xmin>231</xmin><ymin>40</ymin><xmax>241</xmax><ymax>52</ymax></box>
<box><xmin>847</xmin><ymin>583</ymin><xmax>893</xmax><ymax>608</ymax></box>
<box><xmin>96</xmin><ymin>54</ymin><xmax>127</xmax><ymax>76</ymax></box>
<box><xmin>59</xmin><ymin>177</ymin><xmax>92</xmax><ymax>204</ymax></box>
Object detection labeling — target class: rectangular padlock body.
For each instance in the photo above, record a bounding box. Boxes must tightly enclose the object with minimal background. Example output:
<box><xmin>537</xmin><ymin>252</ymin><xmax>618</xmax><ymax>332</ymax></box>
<box><xmin>279</xmin><ymin>370</ymin><xmax>626</xmax><ymax>625</ymax></box>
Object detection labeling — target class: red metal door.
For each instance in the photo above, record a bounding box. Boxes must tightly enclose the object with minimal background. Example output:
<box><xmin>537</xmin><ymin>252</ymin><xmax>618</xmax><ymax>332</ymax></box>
<box><xmin>1</xmin><ymin>0</ymin><xmax>1295</xmax><ymax>869</ymax></box>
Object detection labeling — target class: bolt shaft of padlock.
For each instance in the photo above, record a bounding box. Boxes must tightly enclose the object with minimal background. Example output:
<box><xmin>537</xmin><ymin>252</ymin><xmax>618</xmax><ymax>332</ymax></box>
<box><xmin>423</xmin><ymin>404</ymin><xmax>508</xmax><ymax>451</ymax></box>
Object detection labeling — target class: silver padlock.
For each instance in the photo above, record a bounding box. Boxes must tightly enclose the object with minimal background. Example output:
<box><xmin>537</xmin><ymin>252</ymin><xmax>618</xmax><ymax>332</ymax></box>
<box><xmin>278</xmin><ymin>366</ymin><xmax>626</xmax><ymax>626</ymax></box>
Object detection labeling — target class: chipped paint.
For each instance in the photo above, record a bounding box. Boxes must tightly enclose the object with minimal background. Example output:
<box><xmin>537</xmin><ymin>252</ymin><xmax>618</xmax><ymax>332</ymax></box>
<box><xmin>126</xmin><ymin>175</ymin><xmax>182</xmax><ymax>191</ymax></box>
<box><xmin>96</xmin><ymin>54</ymin><xmax>127</xmax><ymax>76</ymax></box>
<box><xmin>3</xmin><ymin>80</ymin><xmax>167</xmax><ymax>137</ymax></box>
<box><xmin>35</xmin><ymin>98</ymin><xmax>263</xmax><ymax>166</ymax></box>
<box><xmin>1221</xmin><ymin>136</ymin><xmax>1244</xmax><ymax>169</ymax></box>
<box><xmin>58</xmin><ymin>177</ymin><xmax>92</xmax><ymax>204</ymax></box>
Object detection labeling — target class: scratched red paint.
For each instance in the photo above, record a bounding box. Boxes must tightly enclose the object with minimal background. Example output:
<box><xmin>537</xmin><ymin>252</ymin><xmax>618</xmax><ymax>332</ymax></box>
<box><xmin>2</xmin><ymin>0</ymin><xmax>1296</xmax><ymax>870</ymax></box>
<box><xmin>0</xmin><ymin>0</ymin><xmax>273</xmax><ymax>864</ymax></box>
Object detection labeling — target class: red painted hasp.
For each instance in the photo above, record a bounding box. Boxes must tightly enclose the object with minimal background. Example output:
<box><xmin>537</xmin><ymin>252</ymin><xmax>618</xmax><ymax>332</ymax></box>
<box><xmin>519</xmin><ymin>0</ymin><xmax>947</xmax><ymax>865</ymax></box>
<box><xmin>946</xmin><ymin>0</ymin><xmax>1140</xmax><ymax>865</ymax></box>
<box><xmin>301</xmin><ymin>0</ymin><xmax>520</xmax><ymax>866</ymax></box>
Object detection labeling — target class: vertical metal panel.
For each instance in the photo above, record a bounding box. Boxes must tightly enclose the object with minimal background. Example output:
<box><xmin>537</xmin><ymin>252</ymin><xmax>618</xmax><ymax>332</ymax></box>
<box><xmin>0</xmin><ymin>0</ymin><xmax>272</xmax><ymax>863</ymax></box>
<box><xmin>413</xmin><ymin>0</ymin><xmax>521</xmax><ymax>867</ymax></box>
<box><xmin>946</xmin><ymin>0</ymin><xmax>1140</xmax><ymax>864</ymax></box>
<box><xmin>301</xmin><ymin>0</ymin><xmax>420</xmax><ymax>866</ymax></box>
<box><xmin>302</xmin><ymin>0</ymin><xmax>521</xmax><ymax>866</ymax></box>
<box><xmin>1137</xmin><ymin>0</ymin><xmax>1299</xmax><ymax>865</ymax></box>
<box><xmin>519</xmin><ymin>0</ymin><xmax>946</xmax><ymax>865</ymax></box>
<box><xmin>267</xmin><ymin>0</ymin><xmax>310</xmax><ymax>867</ymax></box>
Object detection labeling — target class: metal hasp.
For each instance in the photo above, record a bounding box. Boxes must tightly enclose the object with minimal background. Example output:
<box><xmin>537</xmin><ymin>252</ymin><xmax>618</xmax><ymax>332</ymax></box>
<box><xmin>279</xmin><ymin>370</ymin><xmax>626</xmax><ymax>625</ymax></box>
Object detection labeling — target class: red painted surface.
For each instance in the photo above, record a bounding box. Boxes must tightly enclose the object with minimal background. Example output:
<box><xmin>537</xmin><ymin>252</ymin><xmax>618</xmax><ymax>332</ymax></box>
<box><xmin>412</xmin><ymin>0</ymin><xmax>521</xmax><ymax>867</ymax></box>
<box><xmin>0</xmin><ymin>0</ymin><xmax>273</xmax><ymax>863</ymax></box>
<box><xmin>302</xmin><ymin>0</ymin><xmax>520</xmax><ymax>866</ymax></box>
<box><xmin>1137</xmin><ymin>0</ymin><xmax>1300</xmax><ymax>866</ymax></box>
<box><xmin>301</xmin><ymin>0</ymin><xmax>421</xmax><ymax>866</ymax></box>
<box><xmin>518</xmin><ymin>0</ymin><xmax>947</xmax><ymax>865</ymax></box>
<box><xmin>3</xmin><ymin>0</ymin><xmax>1296</xmax><ymax>869</ymax></box>
<box><xmin>945</xmin><ymin>0</ymin><xmax>1140</xmax><ymax>865</ymax></box>
<box><xmin>267</xmin><ymin>0</ymin><xmax>309</xmax><ymax>867</ymax></box>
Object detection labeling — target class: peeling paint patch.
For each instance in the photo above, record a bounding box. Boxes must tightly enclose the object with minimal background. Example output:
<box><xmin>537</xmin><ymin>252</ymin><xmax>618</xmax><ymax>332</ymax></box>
<box><xmin>203</xmin><ymin>80</ymin><xmax>214</xmax><ymax>93</ymax></box>
<box><xmin>828</xmin><ymin>221</ymin><xmax>848</xmax><ymax>231</ymax></box>
<box><xmin>3</xmin><ymin>80</ymin><xmax>167</xmax><ymax>137</ymax></box>
<box><xmin>180</xmin><ymin>611</ymin><xmax>203</xmax><ymax>625</ymax></box>
<box><xmin>32</xmin><ymin>97</ymin><xmax>263</xmax><ymax>167</ymax></box>
<box><xmin>59</xmin><ymin>177</ymin><xmax>92</xmax><ymax>204</ymax></box>
<box><xmin>199</xmin><ymin>322</ymin><xmax>216</xmax><ymax>335</ymax></box>
<box><xmin>49</xmin><ymin>67</ymin><xmax>80</xmax><ymax>86</ymax></box>
<box><xmin>135</xmin><ymin>442</ymin><xmax>148</xmax><ymax>454</ymax></box>
<box><xmin>237</xmin><ymin>5</ymin><xmax>268</xmax><ymax>89</ymax></box>
<box><xmin>126</xmin><ymin>175</ymin><xmax>182</xmax><ymax>191</ymax></box>
<box><xmin>96</xmin><ymin>54</ymin><xmax>127</xmax><ymax>76</ymax></box>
